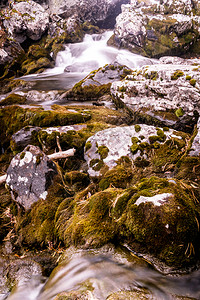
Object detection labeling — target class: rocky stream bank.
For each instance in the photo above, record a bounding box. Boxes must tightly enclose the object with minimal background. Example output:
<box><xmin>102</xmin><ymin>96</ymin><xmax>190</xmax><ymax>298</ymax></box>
<box><xmin>1</xmin><ymin>0</ymin><xmax>200</xmax><ymax>299</ymax></box>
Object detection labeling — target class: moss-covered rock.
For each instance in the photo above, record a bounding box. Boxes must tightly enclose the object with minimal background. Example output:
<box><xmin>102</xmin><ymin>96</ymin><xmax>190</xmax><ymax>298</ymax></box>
<box><xmin>114</xmin><ymin>1</ymin><xmax>200</xmax><ymax>58</ymax></box>
<box><xmin>0</xmin><ymin>93</ymin><xmax>27</xmax><ymax>106</ymax></box>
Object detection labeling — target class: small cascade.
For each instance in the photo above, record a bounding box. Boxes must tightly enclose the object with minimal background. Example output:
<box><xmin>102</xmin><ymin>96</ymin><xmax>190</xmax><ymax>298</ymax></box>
<box><xmin>21</xmin><ymin>31</ymin><xmax>156</xmax><ymax>91</ymax></box>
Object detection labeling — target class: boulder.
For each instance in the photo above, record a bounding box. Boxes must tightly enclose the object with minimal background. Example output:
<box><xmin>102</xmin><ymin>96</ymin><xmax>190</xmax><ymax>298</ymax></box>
<box><xmin>48</xmin><ymin>0</ymin><xmax>130</xmax><ymax>28</ymax></box>
<box><xmin>11</xmin><ymin>126</ymin><xmax>42</xmax><ymax>152</ymax></box>
<box><xmin>2</xmin><ymin>0</ymin><xmax>49</xmax><ymax>43</ymax></box>
<box><xmin>6</xmin><ymin>145</ymin><xmax>57</xmax><ymax>210</ymax></box>
<box><xmin>62</xmin><ymin>63</ymin><xmax>132</xmax><ymax>101</ymax></box>
<box><xmin>111</xmin><ymin>57</ymin><xmax>200</xmax><ymax>132</ymax></box>
<box><xmin>84</xmin><ymin>124</ymin><xmax>187</xmax><ymax>177</ymax></box>
<box><xmin>114</xmin><ymin>0</ymin><xmax>200</xmax><ymax>57</ymax></box>
<box><xmin>0</xmin><ymin>256</ymin><xmax>43</xmax><ymax>299</ymax></box>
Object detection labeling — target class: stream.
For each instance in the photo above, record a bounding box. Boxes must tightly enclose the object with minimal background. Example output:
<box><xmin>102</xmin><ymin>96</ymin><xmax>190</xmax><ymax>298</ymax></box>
<box><xmin>21</xmin><ymin>31</ymin><xmax>155</xmax><ymax>92</ymax></box>
<box><xmin>5</xmin><ymin>247</ymin><xmax>200</xmax><ymax>300</ymax></box>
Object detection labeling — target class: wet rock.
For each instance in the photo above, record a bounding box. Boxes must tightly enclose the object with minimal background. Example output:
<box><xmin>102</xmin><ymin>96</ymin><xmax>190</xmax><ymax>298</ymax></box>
<box><xmin>111</xmin><ymin>57</ymin><xmax>200</xmax><ymax>131</ymax></box>
<box><xmin>49</xmin><ymin>0</ymin><xmax>130</xmax><ymax>29</ymax></box>
<box><xmin>62</xmin><ymin>63</ymin><xmax>132</xmax><ymax>101</ymax></box>
<box><xmin>0</xmin><ymin>93</ymin><xmax>27</xmax><ymax>106</ymax></box>
<box><xmin>84</xmin><ymin>124</ymin><xmax>186</xmax><ymax>177</ymax></box>
<box><xmin>0</xmin><ymin>256</ymin><xmax>43</xmax><ymax>299</ymax></box>
<box><xmin>11</xmin><ymin>126</ymin><xmax>42</xmax><ymax>152</ymax></box>
<box><xmin>2</xmin><ymin>0</ymin><xmax>49</xmax><ymax>43</ymax></box>
<box><xmin>26</xmin><ymin>90</ymin><xmax>59</xmax><ymax>103</ymax></box>
<box><xmin>114</xmin><ymin>0</ymin><xmax>200</xmax><ymax>57</ymax></box>
<box><xmin>6</xmin><ymin>145</ymin><xmax>57</xmax><ymax>210</ymax></box>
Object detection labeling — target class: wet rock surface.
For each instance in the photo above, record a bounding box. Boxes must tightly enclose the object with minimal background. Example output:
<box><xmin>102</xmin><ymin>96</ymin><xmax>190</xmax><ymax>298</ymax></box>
<box><xmin>111</xmin><ymin>57</ymin><xmax>200</xmax><ymax>132</ymax></box>
<box><xmin>49</xmin><ymin>0</ymin><xmax>130</xmax><ymax>28</ymax></box>
<box><xmin>2</xmin><ymin>0</ymin><xmax>49</xmax><ymax>43</ymax></box>
<box><xmin>6</xmin><ymin>145</ymin><xmax>57</xmax><ymax>210</ymax></box>
<box><xmin>114</xmin><ymin>0</ymin><xmax>200</xmax><ymax>57</ymax></box>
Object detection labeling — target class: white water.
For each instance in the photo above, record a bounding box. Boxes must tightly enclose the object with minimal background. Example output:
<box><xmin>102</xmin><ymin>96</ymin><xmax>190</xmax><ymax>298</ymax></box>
<box><xmin>4</xmin><ymin>253</ymin><xmax>200</xmax><ymax>300</ymax></box>
<box><xmin>22</xmin><ymin>31</ymin><xmax>156</xmax><ymax>91</ymax></box>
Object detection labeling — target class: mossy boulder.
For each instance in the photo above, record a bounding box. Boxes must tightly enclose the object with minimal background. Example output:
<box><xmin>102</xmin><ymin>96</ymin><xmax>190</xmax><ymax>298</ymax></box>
<box><xmin>117</xmin><ymin>176</ymin><xmax>200</xmax><ymax>268</ymax></box>
<box><xmin>84</xmin><ymin>124</ymin><xmax>188</xmax><ymax>177</ymax></box>
<box><xmin>2</xmin><ymin>0</ymin><xmax>49</xmax><ymax>43</ymax></box>
<box><xmin>61</xmin><ymin>63</ymin><xmax>132</xmax><ymax>102</ymax></box>
<box><xmin>114</xmin><ymin>1</ymin><xmax>200</xmax><ymax>58</ymax></box>
<box><xmin>0</xmin><ymin>93</ymin><xmax>27</xmax><ymax>106</ymax></box>
<box><xmin>21</xmin><ymin>57</ymin><xmax>53</xmax><ymax>75</ymax></box>
<box><xmin>0</xmin><ymin>106</ymin><xmax>91</xmax><ymax>150</ymax></box>
<box><xmin>111</xmin><ymin>58</ymin><xmax>200</xmax><ymax>132</ymax></box>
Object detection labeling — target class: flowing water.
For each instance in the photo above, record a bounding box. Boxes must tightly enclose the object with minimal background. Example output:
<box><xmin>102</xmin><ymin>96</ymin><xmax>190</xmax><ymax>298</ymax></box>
<box><xmin>4</xmin><ymin>248</ymin><xmax>200</xmax><ymax>300</ymax></box>
<box><xmin>21</xmin><ymin>31</ymin><xmax>156</xmax><ymax>91</ymax></box>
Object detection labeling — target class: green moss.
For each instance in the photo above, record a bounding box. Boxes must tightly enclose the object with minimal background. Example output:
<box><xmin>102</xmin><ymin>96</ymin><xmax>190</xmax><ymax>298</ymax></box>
<box><xmin>64</xmin><ymin>171</ymin><xmax>90</xmax><ymax>192</ymax></box>
<box><xmin>190</xmin><ymin>78</ymin><xmax>197</xmax><ymax>87</ymax></box>
<box><xmin>171</xmin><ymin>70</ymin><xmax>184</xmax><ymax>80</ymax></box>
<box><xmin>135</xmin><ymin>124</ymin><xmax>141</xmax><ymax>133</ymax></box>
<box><xmin>64</xmin><ymin>189</ymin><xmax>120</xmax><ymax>247</ymax></box>
<box><xmin>144</xmin><ymin>71</ymin><xmax>158</xmax><ymax>80</ymax></box>
<box><xmin>99</xmin><ymin>165</ymin><xmax>134</xmax><ymax>190</ymax></box>
<box><xmin>186</xmin><ymin>75</ymin><xmax>192</xmax><ymax>80</ymax></box>
<box><xmin>118</xmin><ymin>176</ymin><xmax>200</xmax><ymax>267</ymax></box>
<box><xmin>163</xmin><ymin>127</ymin><xmax>169</xmax><ymax>131</ymax></box>
<box><xmin>17</xmin><ymin>177</ymin><xmax>71</xmax><ymax>247</ymax></box>
<box><xmin>175</xmin><ymin>107</ymin><xmax>184</xmax><ymax>118</ymax></box>
<box><xmin>0</xmin><ymin>94</ymin><xmax>27</xmax><ymax>106</ymax></box>
<box><xmin>89</xmin><ymin>159</ymin><xmax>104</xmax><ymax>171</ymax></box>
<box><xmin>130</xmin><ymin>144</ymin><xmax>139</xmax><ymax>155</ymax></box>
<box><xmin>118</xmin><ymin>86</ymin><xmax>127</xmax><ymax>93</ymax></box>
<box><xmin>131</xmin><ymin>137</ymin><xmax>140</xmax><ymax>144</ymax></box>
<box><xmin>85</xmin><ymin>141</ymin><xmax>92</xmax><ymax>152</ymax></box>
<box><xmin>134</xmin><ymin>157</ymin><xmax>150</xmax><ymax>168</ymax></box>
<box><xmin>20</xmin><ymin>152</ymin><xmax>25</xmax><ymax>160</ymax></box>
<box><xmin>156</xmin><ymin>129</ymin><xmax>166</xmax><ymax>142</ymax></box>
<box><xmin>97</xmin><ymin>145</ymin><xmax>109</xmax><ymax>160</ymax></box>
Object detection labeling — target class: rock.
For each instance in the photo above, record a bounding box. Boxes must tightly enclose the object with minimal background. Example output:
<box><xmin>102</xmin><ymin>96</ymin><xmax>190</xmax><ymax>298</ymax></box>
<box><xmin>190</xmin><ymin>119</ymin><xmax>200</xmax><ymax>156</ymax></box>
<box><xmin>62</xmin><ymin>63</ymin><xmax>132</xmax><ymax>101</ymax></box>
<box><xmin>6</xmin><ymin>145</ymin><xmax>57</xmax><ymax>210</ymax></box>
<box><xmin>0</xmin><ymin>93</ymin><xmax>27</xmax><ymax>106</ymax></box>
<box><xmin>84</xmin><ymin>124</ymin><xmax>186</xmax><ymax>177</ymax></box>
<box><xmin>0</xmin><ymin>256</ymin><xmax>43</xmax><ymax>299</ymax></box>
<box><xmin>2</xmin><ymin>0</ymin><xmax>49</xmax><ymax>43</ymax></box>
<box><xmin>114</xmin><ymin>0</ymin><xmax>200</xmax><ymax>57</ymax></box>
<box><xmin>11</xmin><ymin>126</ymin><xmax>42</xmax><ymax>152</ymax></box>
<box><xmin>111</xmin><ymin>57</ymin><xmax>200</xmax><ymax>131</ymax></box>
<box><xmin>48</xmin><ymin>0</ymin><xmax>130</xmax><ymax>29</ymax></box>
<box><xmin>26</xmin><ymin>90</ymin><xmax>59</xmax><ymax>103</ymax></box>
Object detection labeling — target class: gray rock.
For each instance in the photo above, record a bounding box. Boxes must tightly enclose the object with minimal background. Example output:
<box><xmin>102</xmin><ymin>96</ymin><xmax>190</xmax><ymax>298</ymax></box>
<box><xmin>48</xmin><ymin>0</ymin><xmax>130</xmax><ymax>28</ymax></box>
<box><xmin>111</xmin><ymin>58</ymin><xmax>200</xmax><ymax>127</ymax></box>
<box><xmin>114</xmin><ymin>0</ymin><xmax>200</xmax><ymax>57</ymax></box>
<box><xmin>6</xmin><ymin>145</ymin><xmax>57</xmax><ymax>210</ymax></box>
<box><xmin>83</xmin><ymin>62</ymin><xmax>132</xmax><ymax>86</ymax></box>
<box><xmin>84</xmin><ymin>124</ymin><xmax>185</xmax><ymax>177</ymax></box>
<box><xmin>0</xmin><ymin>256</ymin><xmax>43</xmax><ymax>300</ymax></box>
<box><xmin>11</xmin><ymin>126</ymin><xmax>42</xmax><ymax>151</ymax></box>
<box><xmin>0</xmin><ymin>40</ymin><xmax>24</xmax><ymax>66</ymax></box>
<box><xmin>2</xmin><ymin>0</ymin><xmax>49</xmax><ymax>43</ymax></box>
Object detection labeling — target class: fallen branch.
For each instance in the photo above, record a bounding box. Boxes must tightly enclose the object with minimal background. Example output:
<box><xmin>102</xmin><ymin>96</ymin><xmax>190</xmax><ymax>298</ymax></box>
<box><xmin>0</xmin><ymin>148</ymin><xmax>76</xmax><ymax>185</ymax></box>
<box><xmin>48</xmin><ymin>148</ymin><xmax>76</xmax><ymax>160</ymax></box>
<box><xmin>0</xmin><ymin>174</ymin><xmax>7</xmax><ymax>185</ymax></box>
